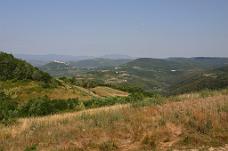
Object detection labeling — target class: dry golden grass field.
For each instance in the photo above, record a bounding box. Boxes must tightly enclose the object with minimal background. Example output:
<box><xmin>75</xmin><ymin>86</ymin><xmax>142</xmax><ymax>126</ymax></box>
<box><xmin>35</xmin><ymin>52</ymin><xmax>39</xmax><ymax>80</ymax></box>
<box><xmin>0</xmin><ymin>90</ymin><xmax>228</xmax><ymax>151</ymax></box>
<box><xmin>91</xmin><ymin>86</ymin><xmax>129</xmax><ymax>97</ymax></box>
<box><xmin>0</xmin><ymin>81</ymin><xmax>128</xmax><ymax>103</ymax></box>
<box><xmin>0</xmin><ymin>81</ymin><xmax>93</xmax><ymax>102</ymax></box>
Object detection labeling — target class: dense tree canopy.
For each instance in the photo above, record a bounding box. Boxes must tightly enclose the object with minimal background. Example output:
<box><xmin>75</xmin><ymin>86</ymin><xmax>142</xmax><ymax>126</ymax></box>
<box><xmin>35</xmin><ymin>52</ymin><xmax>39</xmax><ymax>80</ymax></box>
<box><xmin>0</xmin><ymin>52</ymin><xmax>51</xmax><ymax>82</ymax></box>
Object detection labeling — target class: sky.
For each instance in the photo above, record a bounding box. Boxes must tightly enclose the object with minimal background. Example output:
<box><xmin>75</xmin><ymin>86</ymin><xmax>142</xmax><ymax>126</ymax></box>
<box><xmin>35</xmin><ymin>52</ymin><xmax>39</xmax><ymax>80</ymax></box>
<box><xmin>0</xmin><ymin>0</ymin><xmax>228</xmax><ymax>58</ymax></box>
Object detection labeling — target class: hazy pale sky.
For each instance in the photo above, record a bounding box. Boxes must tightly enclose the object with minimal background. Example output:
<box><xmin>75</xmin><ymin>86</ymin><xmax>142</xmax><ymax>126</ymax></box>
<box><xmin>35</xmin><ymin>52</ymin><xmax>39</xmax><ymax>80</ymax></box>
<box><xmin>0</xmin><ymin>0</ymin><xmax>228</xmax><ymax>57</ymax></box>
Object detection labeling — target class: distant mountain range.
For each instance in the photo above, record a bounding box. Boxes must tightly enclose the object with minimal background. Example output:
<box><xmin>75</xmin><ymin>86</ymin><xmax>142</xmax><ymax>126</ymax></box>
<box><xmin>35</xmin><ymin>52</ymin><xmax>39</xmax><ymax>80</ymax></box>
<box><xmin>14</xmin><ymin>54</ymin><xmax>94</xmax><ymax>66</ymax></box>
<box><xmin>14</xmin><ymin>53</ymin><xmax>134</xmax><ymax>66</ymax></box>
<box><xmin>100</xmin><ymin>54</ymin><xmax>133</xmax><ymax>59</ymax></box>
<box><xmin>68</xmin><ymin>58</ymin><xmax>131</xmax><ymax>69</ymax></box>
<box><xmin>39</xmin><ymin>58</ymin><xmax>132</xmax><ymax>77</ymax></box>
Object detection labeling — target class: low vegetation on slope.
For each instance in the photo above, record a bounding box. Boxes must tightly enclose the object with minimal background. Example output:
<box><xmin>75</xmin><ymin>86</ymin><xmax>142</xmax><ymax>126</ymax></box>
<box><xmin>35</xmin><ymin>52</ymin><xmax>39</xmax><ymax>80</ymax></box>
<box><xmin>0</xmin><ymin>80</ymin><xmax>95</xmax><ymax>102</ymax></box>
<box><xmin>0</xmin><ymin>88</ymin><xmax>143</xmax><ymax>124</ymax></box>
<box><xmin>0</xmin><ymin>89</ymin><xmax>227</xmax><ymax>150</ymax></box>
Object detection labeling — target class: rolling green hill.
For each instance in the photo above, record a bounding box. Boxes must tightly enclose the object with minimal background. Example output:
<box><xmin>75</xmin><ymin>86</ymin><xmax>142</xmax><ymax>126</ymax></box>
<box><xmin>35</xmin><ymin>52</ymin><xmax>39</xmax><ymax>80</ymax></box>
<box><xmin>39</xmin><ymin>61</ymin><xmax>77</xmax><ymax>77</ymax></box>
<box><xmin>169</xmin><ymin>65</ymin><xmax>228</xmax><ymax>94</ymax></box>
<box><xmin>125</xmin><ymin>57</ymin><xmax>228</xmax><ymax>68</ymax></box>
<box><xmin>115</xmin><ymin>57</ymin><xmax>228</xmax><ymax>93</ymax></box>
<box><xmin>40</xmin><ymin>61</ymin><xmax>69</xmax><ymax>70</ymax></box>
<box><xmin>122</xmin><ymin>57</ymin><xmax>228</xmax><ymax>72</ymax></box>
<box><xmin>118</xmin><ymin>58</ymin><xmax>201</xmax><ymax>92</ymax></box>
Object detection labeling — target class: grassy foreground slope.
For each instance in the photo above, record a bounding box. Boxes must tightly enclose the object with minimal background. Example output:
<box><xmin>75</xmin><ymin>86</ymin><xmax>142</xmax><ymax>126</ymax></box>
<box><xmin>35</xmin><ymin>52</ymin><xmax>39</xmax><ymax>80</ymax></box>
<box><xmin>1</xmin><ymin>89</ymin><xmax>227</xmax><ymax>151</ymax></box>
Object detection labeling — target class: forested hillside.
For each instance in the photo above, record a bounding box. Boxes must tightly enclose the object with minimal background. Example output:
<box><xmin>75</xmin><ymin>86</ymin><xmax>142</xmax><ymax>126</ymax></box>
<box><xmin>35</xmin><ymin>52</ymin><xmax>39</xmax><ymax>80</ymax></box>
<box><xmin>0</xmin><ymin>52</ymin><xmax>51</xmax><ymax>82</ymax></box>
<box><xmin>169</xmin><ymin>66</ymin><xmax>228</xmax><ymax>94</ymax></box>
<box><xmin>117</xmin><ymin>57</ymin><xmax>228</xmax><ymax>93</ymax></box>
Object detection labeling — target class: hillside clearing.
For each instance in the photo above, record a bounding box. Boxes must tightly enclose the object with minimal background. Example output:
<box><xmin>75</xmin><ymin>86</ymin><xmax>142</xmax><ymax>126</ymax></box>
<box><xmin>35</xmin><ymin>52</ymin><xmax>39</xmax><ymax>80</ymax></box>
<box><xmin>0</xmin><ymin>81</ymin><xmax>93</xmax><ymax>102</ymax></box>
<box><xmin>0</xmin><ymin>81</ymin><xmax>130</xmax><ymax>103</ymax></box>
<box><xmin>92</xmin><ymin>86</ymin><xmax>129</xmax><ymax>97</ymax></box>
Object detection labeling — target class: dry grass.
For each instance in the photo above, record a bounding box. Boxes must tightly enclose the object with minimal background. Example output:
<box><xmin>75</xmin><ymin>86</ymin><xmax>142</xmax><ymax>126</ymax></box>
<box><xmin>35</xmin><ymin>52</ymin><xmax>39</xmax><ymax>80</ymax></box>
<box><xmin>17</xmin><ymin>86</ymin><xmax>93</xmax><ymax>102</ymax></box>
<box><xmin>46</xmin><ymin>87</ymin><xmax>93</xmax><ymax>101</ymax></box>
<box><xmin>91</xmin><ymin>86</ymin><xmax>129</xmax><ymax>97</ymax></box>
<box><xmin>0</xmin><ymin>92</ymin><xmax>228</xmax><ymax>151</ymax></box>
<box><xmin>1</xmin><ymin>81</ymin><xmax>95</xmax><ymax>102</ymax></box>
<box><xmin>1</xmin><ymin>81</ymin><xmax>129</xmax><ymax>103</ymax></box>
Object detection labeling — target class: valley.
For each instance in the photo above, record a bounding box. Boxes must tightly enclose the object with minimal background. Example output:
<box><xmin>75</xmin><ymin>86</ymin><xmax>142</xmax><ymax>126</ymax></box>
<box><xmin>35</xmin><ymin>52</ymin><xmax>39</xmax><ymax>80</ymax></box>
<box><xmin>1</xmin><ymin>1</ymin><xmax>228</xmax><ymax>150</ymax></box>
<box><xmin>39</xmin><ymin>57</ymin><xmax>228</xmax><ymax>95</ymax></box>
<box><xmin>0</xmin><ymin>51</ymin><xmax>228</xmax><ymax>151</ymax></box>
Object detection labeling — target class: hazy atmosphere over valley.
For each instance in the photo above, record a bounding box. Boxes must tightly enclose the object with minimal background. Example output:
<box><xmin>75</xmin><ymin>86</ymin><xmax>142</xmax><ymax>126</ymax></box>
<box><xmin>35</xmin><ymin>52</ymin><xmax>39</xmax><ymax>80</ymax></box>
<box><xmin>0</xmin><ymin>1</ymin><xmax>228</xmax><ymax>151</ymax></box>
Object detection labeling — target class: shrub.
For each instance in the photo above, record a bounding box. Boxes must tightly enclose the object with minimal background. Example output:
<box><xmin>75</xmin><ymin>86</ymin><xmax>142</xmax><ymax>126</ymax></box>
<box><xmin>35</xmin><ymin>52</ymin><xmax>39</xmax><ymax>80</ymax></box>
<box><xmin>39</xmin><ymin>79</ymin><xmax>58</xmax><ymax>88</ymax></box>
<box><xmin>79</xmin><ymin>111</ymin><xmax>125</xmax><ymax>128</ymax></box>
<box><xmin>99</xmin><ymin>140</ymin><xmax>118</xmax><ymax>151</ymax></box>
<box><xmin>84</xmin><ymin>97</ymin><xmax>124</xmax><ymax>108</ymax></box>
<box><xmin>142</xmin><ymin>135</ymin><xmax>157</xmax><ymax>150</ymax></box>
<box><xmin>188</xmin><ymin>118</ymin><xmax>213</xmax><ymax>134</ymax></box>
<box><xmin>0</xmin><ymin>91</ymin><xmax>18</xmax><ymax>124</ymax></box>
<box><xmin>219</xmin><ymin>102</ymin><xmax>228</xmax><ymax>112</ymax></box>
<box><xmin>199</xmin><ymin>89</ymin><xmax>213</xmax><ymax>98</ymax></box>
<box><xmin>84</xmin><ymin>92</ymin><xmax>160</xmax><ymax>109</ymax></box>
<box><xmin>24</xmin><ymin>144</ymin><xmax>37</xmax><ymax>151</ymax></box>
<box><xmin>108</xmin><ymin>84</ymin><xmax>160</xmax><ymax>97</ymax></box>
<box><xmin>19</xmin><ymin>96</ymin><xmax>80</xmax><ymax>117</ymax></box>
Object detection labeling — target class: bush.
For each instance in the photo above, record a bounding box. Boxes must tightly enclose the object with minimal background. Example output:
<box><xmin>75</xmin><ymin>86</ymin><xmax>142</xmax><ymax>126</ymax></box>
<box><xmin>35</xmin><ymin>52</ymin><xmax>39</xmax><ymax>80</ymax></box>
<box><xmin>0</xmin><ymin>91</ymin><xmax>18</xmax><ymax>124</ymax></box>
<box><xmin>19</xmin><ymin>96</ymin><xmax>80</xmax><ymax>117</ymax></box>
<box><xmin>99</xmin><ymin>141</ymin><xmax>118</xmax><ymax>151</ymax></box>
<box><xmin>8</xmin><ymin>90</ymin><xmax>155</xmax><ymax>118</ymax></box>
<box><xmin>24</xmin><ymin>144</ymin><xmax>37</xmax><ymax>151</ymax></box>
<box><xmin>84</xmin><ymin>97</ymin><xmax>124</xmax><ymax>108</ymax></box>
<box><xmin>83</xmin><ymin>92</ymin><xmax>147</xmax><ymax>108</ymax></box>
<box><xmin>142</xmin><ymin>135</ymin><xmax>157</xmax><ymax>150</ymax></box>
<box><xmin>108</xmin><ymin>84</ymin><xmax>159</xmax><ymax>97</ymax></box>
